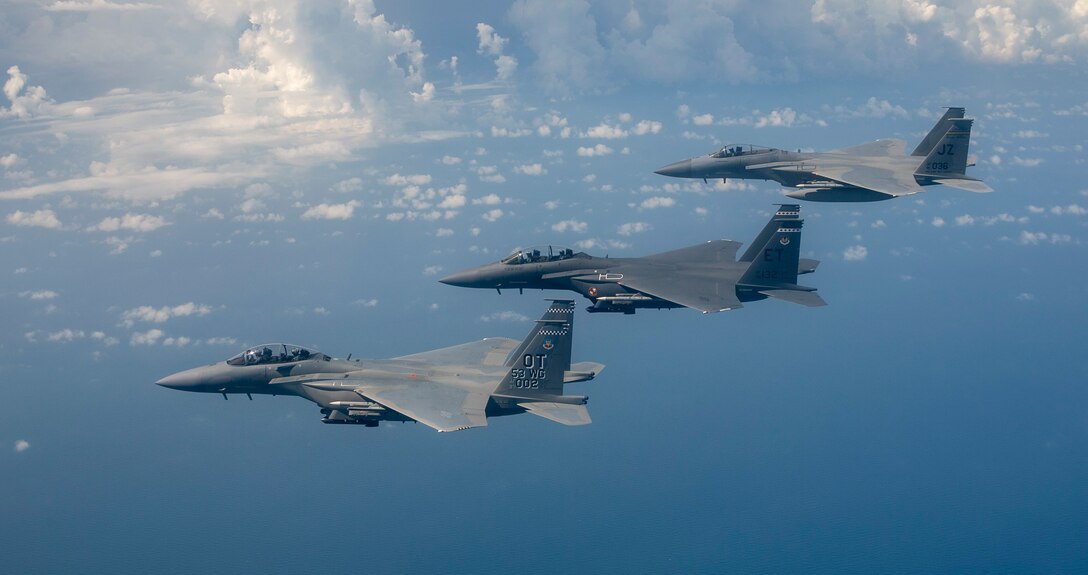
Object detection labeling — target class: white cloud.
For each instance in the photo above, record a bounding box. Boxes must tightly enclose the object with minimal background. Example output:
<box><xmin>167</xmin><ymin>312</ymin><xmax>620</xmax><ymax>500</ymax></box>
<box><xmin>617</xmin><ymin>222</ymin><xmax>651</xmax><ymax>236</ymax></box>
<box><xmin>121</xmin><ymin>302</ymin><xmax>212</xmax><ymax>327</ymax></box>
<box><xmin>331</xmin><ymin>177</ymin><xmax>363</xmax><ymax>193</ymax></box>
<box><xmin>14</xmin><ymin>440</ymin><xmax>29</xmax><ymax>453</ymax></box>
<box><xmin>480</xmin><ymin>310</ymin><xmax>529</xmax><ymax>322</ymax></box>
<box><xmin>482</xmin><ymin>209</ymin><xmax>504</xmax><ymax>222</ymax></box>
<box><xmin>301</xmin><ymin>200</ymin><xmax>362</xmax><ymax>220</ymax></box>
<box><xmin>441</xmin><ymin>155</ymin><xmax>462</xmax><ymax>165</ymax></box>
<box><xmin>552</xmin><ymin>219</ymin><xmax>588</xmax><ymax>233</ymax></box>
<box><xmin>354</xmin><ymin>298</ymin><xmax>379</xmax><ymax>307</ymax></box>
<box><xmin>755</xmin><ymin>108</ymin><xmax>798</xmax><ymax>128</ymax></box>
<box><xmin>843</xmin><ymin>245</ymin><xmax>868</xmax><ymax>261</ymax></box>
<box><xmin>1018</xmin><ymin>231</ymin><xmax>1072</xmax><ymax>245</ymax></box>
<box><xmin>437</xmin><ymin>195</ymin><xmax>466</xmax><ymax>209</ymax></box>
<box><xmin>632</xmin><ymin>120</ymin><xmax>662</xmax><ymax>135</ymax></box>
<box><xmin>1011</xmin><ymin>157</ymin><xmax>1043</xmax><ymax>167</ymax></box>
<box><xmin>577</xmin><ymin>144</ymin><xmax>613</xmax><ymax>157</ymax></box>
<box><xmin>89</xmin><ymin>213</ymin><xmax>168</xmax><ymax>232</ymax></box>
<box><xmin>490</xmin><ymin>126</ymin><xmax>533</xmax><ymax>138</ymax></box>
<box><xmin>384</xmin><ymin>174</ymin><xmax>432</xmax><ymax>187</ymax></box>
<box><xmin>0</xmin><ymin>153</ymin><xmax>23</xmax><ymax>168</ymax></box>
<box><xmin>640</xmin><ymin>196</ymin><xmax>675</xmax><ymax>209</ymax></box>
<box><xmin>693</xmin><ymin>114</ymin><xmax>714</xmax><ymax>126</ymax></box>
<box><xmin>585</xmin><ymin>124</ymin><xmax>627</xmax><ymax>139</ymax></box>
<box><xmin>473</xmin><ymin>193</ymin><xmax>502</xmax><ymax>206</ymax></box>
<box><xmin>476</xmin><ymin>23</ymin><xmax>509</xmax><ymax>56</ymax></box>
<box><xmin>20</xmin><ymin>290</ymin><xmax>59</xmax><ymax>300</ymax></box>
<box><xmin>47</xmin><ymin>328</ymin><xmax>85</xmax><ymax>343</ymax></box>
<box><xmin>6</xmin><ymin>209</ymin><xmax>62</xmax><ymax>229</ymax></box>
<box><xmin>130</xmin><ymin>328</ymin><xmax>164</xmax><ymax>346</ymax></box>
<box><xmin>931</xmin><ymin>216</ymin><xmax>946</xmax><ymax>227</ymax></box>
<box><xmin>514</xmin><ymin>163</ymin><xmax>546</xmax><ymax>176</ymax></box>
<box><xmin>476</xmin><ymin>166</ymin><xmax>506</xmax><ymax>183</ymax></box>
<box><xmin>422</xmin><ymin>265</ymin><xmax>443</xmax><ymax>276</ymax></box>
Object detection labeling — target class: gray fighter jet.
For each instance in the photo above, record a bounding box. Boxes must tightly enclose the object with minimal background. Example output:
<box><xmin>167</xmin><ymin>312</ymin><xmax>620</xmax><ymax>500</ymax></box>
<box><xmin>440</xmin><ymin>205</ymin><xmax>825</xmax><ymax>314</ymax></box>
<box><xmin>156</xmin><ymin>300</ymin><xmax>602</xmax><ymax>432</ymax></box>
<box><xmin>654</xmin><ymin>107</ymin><xmax>992</xmax><ymax>202</ymax></box>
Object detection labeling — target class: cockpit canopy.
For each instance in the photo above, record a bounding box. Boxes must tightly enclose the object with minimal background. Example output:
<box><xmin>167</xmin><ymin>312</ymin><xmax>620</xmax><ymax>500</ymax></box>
<box><xmin>710</xmin><ymin>144</ymin><xmax>774</xmax><ymax>159</ymax></box>
<box><xmin>226</xmin><ymin>343</ymin><xmax>327</xmax><ymax>366</ymax></box>
<box><xmin>500</xmin><ymin>245</ymin><xmax>577</xmax><ymax>265</ymax></box>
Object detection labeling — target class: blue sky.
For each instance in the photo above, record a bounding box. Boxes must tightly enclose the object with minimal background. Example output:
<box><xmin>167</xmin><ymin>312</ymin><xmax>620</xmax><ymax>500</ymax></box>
<box><xmin>2</xmin><ymin>1</ymin><xmax>1087</xmax><ymax>573</ymax></box>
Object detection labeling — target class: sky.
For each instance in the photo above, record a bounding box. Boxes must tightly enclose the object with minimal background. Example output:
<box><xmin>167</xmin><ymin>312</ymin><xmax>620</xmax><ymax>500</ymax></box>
<box><xmin>2</xmin><ymin>1</ymin><xmax>1087</xmax><ymax>573</ymax></box>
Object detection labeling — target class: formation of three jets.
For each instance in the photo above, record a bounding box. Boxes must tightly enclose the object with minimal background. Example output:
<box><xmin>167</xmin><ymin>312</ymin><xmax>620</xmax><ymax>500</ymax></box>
<box><xmin>159</xmin><ymin>109</ymin><xmax>989</xmax><ymax>432</ymax></box>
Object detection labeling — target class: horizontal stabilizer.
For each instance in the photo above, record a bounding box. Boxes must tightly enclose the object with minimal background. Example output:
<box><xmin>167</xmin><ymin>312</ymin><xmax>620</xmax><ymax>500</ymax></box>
<box><xmin>933</xmin><ymin>178</ymin><xmax>993</xmax><ymax>193</ymax></box>
<box><xmin>520</xmin><ymin>402</ymin><xmax>591</xmax><ymax>426</ymax></box>
<box><xmin>798</xmin><ymin>258</ymin><xmax>820</xmax><ymax>274</ymax></box>
<box><xmin>566</xmin><ymin>361</ymin><xmax>605</xmax><ymax>383</ymax></box>
<box><xmin>760</xmin><ymin>289</ymin><xmax>827</xmax><ymax>307</ymax></box>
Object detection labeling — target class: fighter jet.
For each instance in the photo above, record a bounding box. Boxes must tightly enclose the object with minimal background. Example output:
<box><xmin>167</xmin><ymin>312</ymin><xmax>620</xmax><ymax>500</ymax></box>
<box><xmin>440</xmin><ymin>205</ymin><xmax>825</xmax><ymax>314</ymax></box>
<box><xmin>654</xmin><ymin>107</ymin><xmax>992</xmax><ymax>202</ymax></box>
<box><xmin>156</xmin><ymin>300</ymin><xmax>602</xmax><ymax>432</ymax></box>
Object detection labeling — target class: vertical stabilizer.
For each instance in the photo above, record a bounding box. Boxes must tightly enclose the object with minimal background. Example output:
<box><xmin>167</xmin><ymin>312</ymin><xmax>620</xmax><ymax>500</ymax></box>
<box><xmin>498</xmin><ymin>300</ymin><xmax>574</xmax><ymax>396</ymax></box>
<box><xmin>916</xmin><ymin>119</ymin><xmax>973</xmax><ymax>178</ymax></box>
<box><xmin>911</xmin><ymin>107</ymin><xmax>966</xmax><ymax>156</ymax></box>
<box><xmin>739</xmin><ymin>219</ymin><xmax>803</xmax><ymax>287</ymax></box>
<box><xmin>740</xmin><ymin>204</ymin><xmax>801</xmax><ymax>262</ymax></box>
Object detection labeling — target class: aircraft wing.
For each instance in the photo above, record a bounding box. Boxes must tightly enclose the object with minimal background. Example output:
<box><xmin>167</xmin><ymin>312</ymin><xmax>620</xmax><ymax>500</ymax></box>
<box><xmin>618</xmin><ymin>271</ymin><xmax>743</xmax><ymax>313</ymax></box>
<box><xmin>392</xmin><ymin>337</ymin><xmax>519</xmax><ymax>367</ymax></box>
<box><xmin>520</xmin><ymin>402</ymin><xmax>591</xmax><ymax>426</ymax></box>
<box><xmin>808</xmin><ymin>163</ymin><xmax>924</xmax><ymax>197</ymax></box>
<box><xmin>760</xmin><ymin>289</ymin><xmax>827</xmax><ymax>307</ymax></box>
<box><xmin>827</xmin><ymin>139</ymin><xmax>907</xmax><ymax>157</ymax></box>
<box><xmin>354</xmin><ymin>380</ymin><xmax>490</xmax><ymax>432</ymax></box>
<box><xmin>932</xmin><ymin>178</ymin><xmax>993</xmax><ymax>193</ymax></box>
<box><xmin>643</xmin><ymin>240</ymin><xmax>742</xmax><ymax>264</ymax></box>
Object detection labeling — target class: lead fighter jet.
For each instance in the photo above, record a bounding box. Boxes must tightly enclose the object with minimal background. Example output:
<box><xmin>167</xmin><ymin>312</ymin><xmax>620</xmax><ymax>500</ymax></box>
<box><xmin>157</xmin><ymin>300</ymin><xmax>602</xmax><ymax>432</ymax></box>
<box><xmin>440</xmin><ymin>205</ymin><xmax>825</xmax><ymax>314</ymax></box>
<box><xmin>654</xmin><ymin>107</ymin><xmax>991</xmax><ymax>202</ymax></box>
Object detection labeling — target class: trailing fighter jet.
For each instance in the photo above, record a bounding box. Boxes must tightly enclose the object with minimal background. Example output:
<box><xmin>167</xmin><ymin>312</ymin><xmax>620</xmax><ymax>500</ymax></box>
<box><xmin>654</xmin><ymin>107</ymin><xmax>992</xmax><ymax>202</ymax></box>
<box><xmin>156</xmin><ymin>300</ymin><xmax>602</xmax><ymax>432</ymax></box>
<box><xmin>440</xmin><ymin>205</ymin><xmax>825</xmax><ymax>314</ymax></box>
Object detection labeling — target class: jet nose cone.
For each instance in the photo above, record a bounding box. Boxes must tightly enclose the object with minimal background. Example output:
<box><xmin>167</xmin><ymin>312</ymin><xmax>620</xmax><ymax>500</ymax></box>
<box><xmin>156</xmin><ymin>370</ymin><xmax>200</xmax><ymax>390</ymax></box>
<box><xmin>654</xmin><ymin>159</ymin><xmax>692</xmax><ymax>178</ymax></box>
<box><xmin>438</xmin><ymin>269</ymin><xmax>478</xmax><ymax>287</ymax></box>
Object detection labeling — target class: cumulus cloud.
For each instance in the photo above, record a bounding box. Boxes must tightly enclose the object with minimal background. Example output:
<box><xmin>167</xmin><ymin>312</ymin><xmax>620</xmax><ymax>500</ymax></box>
<box><xmin>577</xmin><ymin>144</ymin><xmax>613</xmax><ymax>157</ymax></box>
<box><xmin>843</xmin><ymin>245</ymin><xmax>868</xmax><ymax>261</ymax></box>
<box><xmin>130</xmin><ymin>328</ymin><xmax>164</xmax><ymax>346</ymax></box>
<box><xmin>617</xmin><ymin>222</ymin><xmax>651</xmax><ymax>236</ymax></box>
<box><xmin>384</xmin><ymin>174</ymin><xmax>432</xmax><ymax>187</ymax></box>
<box><xmin>6</xmin><ymin>209</ymin><xmax>62</xmax><ymax>229</ymax></box>
<box><xmin>640</xmin><ymin>196</ymin><xmax>676</xmax><ymax>209</ymax></box>
<box><xmin>120</xmin><ymin>302</ymin><xmax>212</xmax><ymax>327</ymax></box>
<box><xmin>513</xmin><ymin>163</ymin><xmax>546</xmax><ymax>176</ymax></box>
<box><xmin>482</xmin><ymin>208</ymin><xmax>504</xmax><ymax>222</ymax></box>
<box><xmin>477</xmin><ymin>23</ymin><xmax>509</xmax><ymax>56</ymax></box>
<box><xmin>480</xmin><ymin>310</ymin><xmax>529</xmax><ymax>322</ymax></box>
<box><xmin>88</xmin><ymin>213</ymin><xmax>168</xmax><ymax>232</ymax></box>
<box><xmin>14</xmin><ymin>440</ymin><xmax>29</xmax><ymax>453</ymax></box>
<box><xmin>300</xmin><ymin>200</ymin><xmax>362</xmax><ymax>220</ymax></box>
<box><xmin>20</xmin><ymin>290</ymin><xmax>59</xmax><ymax>300</ymax></box>
<box><xmin>552</xmin><ymin>219</ymin><xmax>588</xmax><ymax>233</ymax></box>
<box><xmin>473</xmin><ymin>193</ymin><xmax>502</xmax><ymax>206</ymax></box>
